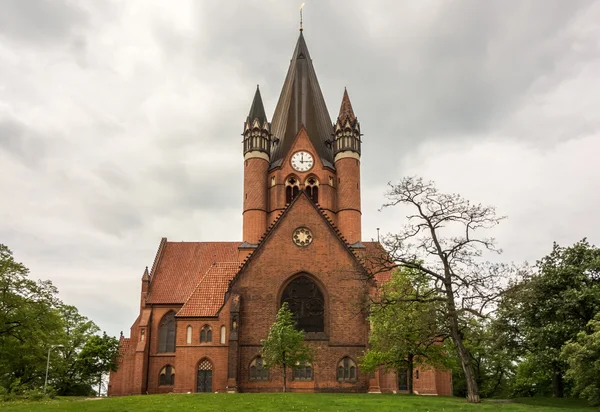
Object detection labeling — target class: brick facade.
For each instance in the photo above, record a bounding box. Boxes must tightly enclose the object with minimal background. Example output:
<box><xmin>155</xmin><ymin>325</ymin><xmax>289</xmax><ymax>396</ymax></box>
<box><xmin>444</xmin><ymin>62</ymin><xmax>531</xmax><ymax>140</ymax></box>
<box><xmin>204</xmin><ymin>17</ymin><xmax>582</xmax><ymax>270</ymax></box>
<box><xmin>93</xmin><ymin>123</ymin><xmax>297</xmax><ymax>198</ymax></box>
<box><xmin>108</xmin><ymin>30</ymin><xmax>452</xmax><ymax>397</ymax></box>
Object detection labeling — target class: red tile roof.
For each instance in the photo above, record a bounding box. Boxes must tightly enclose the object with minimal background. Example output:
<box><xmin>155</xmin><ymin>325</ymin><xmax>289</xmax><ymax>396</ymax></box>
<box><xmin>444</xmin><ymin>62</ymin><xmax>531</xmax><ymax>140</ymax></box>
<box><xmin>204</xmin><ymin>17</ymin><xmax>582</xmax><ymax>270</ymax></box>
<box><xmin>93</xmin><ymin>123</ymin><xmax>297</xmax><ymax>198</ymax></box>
<box><xmin>362</xmin><ymin>241</ymin><xmax>394</xmax><ymax>283</ymax></box>
<box><xmin>177</xmin><ymin>262</ymin><xmax>240</xmax><ymax>317</ymax></box>
<box><xmin>146</xmin><ymin>242</ymin><xmax>241</xmax><ymax>304</ymax></box>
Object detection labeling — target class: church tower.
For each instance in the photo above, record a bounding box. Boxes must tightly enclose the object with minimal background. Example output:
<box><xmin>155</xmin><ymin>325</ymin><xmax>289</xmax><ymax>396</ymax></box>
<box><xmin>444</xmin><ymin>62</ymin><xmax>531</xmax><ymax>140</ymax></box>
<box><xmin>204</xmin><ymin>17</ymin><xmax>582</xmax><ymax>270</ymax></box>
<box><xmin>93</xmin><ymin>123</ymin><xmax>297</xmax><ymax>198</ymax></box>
<box><xmin>334</xmin><ymin>89</ymin><xmax>362</xmax><ymax>245</ymax></box>
<box><xmin>242</xmin><ymin>86</ymin><xmax>271</xmax><ymax>244</ymax></box>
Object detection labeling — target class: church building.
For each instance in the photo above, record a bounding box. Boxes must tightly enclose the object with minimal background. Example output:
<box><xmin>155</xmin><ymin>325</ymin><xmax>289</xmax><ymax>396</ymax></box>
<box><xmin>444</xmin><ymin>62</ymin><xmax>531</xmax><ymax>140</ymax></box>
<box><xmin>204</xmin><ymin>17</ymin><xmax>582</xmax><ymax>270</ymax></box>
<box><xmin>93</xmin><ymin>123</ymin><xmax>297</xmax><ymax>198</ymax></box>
<box><xmin>108</xmin><ymin>29</ymin><xmax>452</xmax><ymax>396</ymax></box>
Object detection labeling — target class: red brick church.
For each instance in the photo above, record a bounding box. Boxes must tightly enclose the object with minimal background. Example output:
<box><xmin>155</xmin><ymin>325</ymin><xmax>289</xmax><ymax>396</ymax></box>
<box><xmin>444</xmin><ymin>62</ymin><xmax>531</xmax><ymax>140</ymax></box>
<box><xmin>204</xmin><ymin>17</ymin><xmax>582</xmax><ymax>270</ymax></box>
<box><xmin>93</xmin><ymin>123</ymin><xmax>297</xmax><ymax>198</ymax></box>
<box><xmin>108</xmin><ymin>30</ymin><xmax>452</xmax><ymax>396</ymax></box>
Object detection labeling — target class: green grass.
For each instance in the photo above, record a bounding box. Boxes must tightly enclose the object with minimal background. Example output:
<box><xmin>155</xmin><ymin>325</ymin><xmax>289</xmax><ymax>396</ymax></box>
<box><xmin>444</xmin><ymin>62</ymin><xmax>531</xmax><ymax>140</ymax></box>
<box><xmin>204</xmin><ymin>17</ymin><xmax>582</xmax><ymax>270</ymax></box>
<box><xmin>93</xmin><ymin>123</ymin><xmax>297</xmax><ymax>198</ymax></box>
<box><xmin>0</xmin><ymin>393</ymin><xmax>596</xmax><ymax>412</ymax></box>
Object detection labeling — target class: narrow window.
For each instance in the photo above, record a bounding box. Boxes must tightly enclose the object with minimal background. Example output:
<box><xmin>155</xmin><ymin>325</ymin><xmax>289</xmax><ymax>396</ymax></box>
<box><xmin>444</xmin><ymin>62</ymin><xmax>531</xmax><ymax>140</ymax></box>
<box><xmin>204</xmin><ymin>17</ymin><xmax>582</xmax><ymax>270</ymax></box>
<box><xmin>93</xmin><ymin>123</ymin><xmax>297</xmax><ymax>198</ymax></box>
<box><xmin>305</xmin><ymin>177</ymin><xmax>319</xmax><ymax>204</ymax></box>
<box><xmin>285</xmin><ymin>177</ymin><xmax>300</xmax><ymax>203</ymax></box>
<box><xmin>337</xmin><ymin>357</ymin><xmax>357</xmax><ymax>383</ymax></box>
<box><xmin>416</xmin><ymin>370</ymin><xmax>419</xmax><ymax>380</ymax></box>
<box><xmin>159</xmin><ymin>365</ymin><xmax>175</xmax><ymax>386</ymax></box>
<box><xmin>249</xmin><ymin>357</ymin><xmax>269</xmax><ymax>381</ymax></box>
<box><xmin>186</xmin><ymin>326</ymin><xmax>192</xmax><ymax>344</ymax></box>
<box><xmin>158</xmin><ymin>312</ymin><xmax>176</xmax><ymax>353</ymax></box>
<box><xmin>220</xmin><ymin>325</ymin><xmax>226</xmax><ymax>344</ymax></box>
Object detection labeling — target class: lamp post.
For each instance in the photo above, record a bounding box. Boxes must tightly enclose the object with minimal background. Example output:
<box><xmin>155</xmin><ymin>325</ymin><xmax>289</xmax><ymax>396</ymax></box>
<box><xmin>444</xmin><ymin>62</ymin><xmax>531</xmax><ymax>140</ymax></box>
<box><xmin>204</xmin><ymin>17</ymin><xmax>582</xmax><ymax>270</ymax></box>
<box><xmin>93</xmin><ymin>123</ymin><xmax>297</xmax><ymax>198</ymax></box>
<box><xmin>44</xmin><ymin>345</ymin><xmax>63</xmax><ymax>394</ymax></box>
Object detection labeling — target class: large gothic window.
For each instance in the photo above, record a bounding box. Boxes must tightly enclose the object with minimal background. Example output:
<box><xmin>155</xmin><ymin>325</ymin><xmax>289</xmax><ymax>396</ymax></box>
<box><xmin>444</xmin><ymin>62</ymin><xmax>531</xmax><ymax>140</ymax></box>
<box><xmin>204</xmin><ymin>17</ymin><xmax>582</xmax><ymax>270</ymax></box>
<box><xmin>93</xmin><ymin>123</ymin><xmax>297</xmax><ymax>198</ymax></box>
<box><xmin>158</xmin><ymin>312</ymin><xmax>176</xmax><ymax>353</ymax></box>
<box><xmin>249</xmin><ymin>356</ymin><xmax>269</xmax><ymax>381</ymax></box>
<box><xmin>281</xmin><ymin>276</ymin><xmax>324</xmax><ymax>333</ymax></box>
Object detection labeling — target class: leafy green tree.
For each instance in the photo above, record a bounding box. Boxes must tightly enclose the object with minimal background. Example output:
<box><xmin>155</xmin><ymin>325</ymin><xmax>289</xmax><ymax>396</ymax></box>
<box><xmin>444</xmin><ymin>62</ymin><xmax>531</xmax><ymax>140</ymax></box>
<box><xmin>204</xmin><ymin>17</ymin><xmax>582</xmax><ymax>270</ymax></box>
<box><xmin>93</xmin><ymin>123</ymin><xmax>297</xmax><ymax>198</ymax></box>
<box><xmin>361</xmin><ymin>267</ymin><xmax>447</xmax><ymax>394</ymax></box>
<box><xmin>495</xmin><ymin>239</ymin><xmax>600</xmax><ymax>398</ymax></box>
<box><xmin>373</xmin><ymin>177</ymin><xmax>513</xmax><ymax>403</ymax></box>
<box><xmin>51</xmin><ymin>305</ymin><xmax>100</xmax><ymax>395</ymax></box>
<box><xmin>561</xmin><ymin>315</ymin><xmax>600</xmax><ymax>406</ymax></box>
<box><xmin>78</xmin><ymin>332</ymin><xmax>120</xmax><ymax>395</ymax></box>
<box><xmin>261</xmin><ymin>303</ymin><xmax>312</xmax><ymax>392</ymax></box>
<box><xmin>0</xmin><ymin>244</ymin><xmax>63</xmax><ymax>390</ymax></box>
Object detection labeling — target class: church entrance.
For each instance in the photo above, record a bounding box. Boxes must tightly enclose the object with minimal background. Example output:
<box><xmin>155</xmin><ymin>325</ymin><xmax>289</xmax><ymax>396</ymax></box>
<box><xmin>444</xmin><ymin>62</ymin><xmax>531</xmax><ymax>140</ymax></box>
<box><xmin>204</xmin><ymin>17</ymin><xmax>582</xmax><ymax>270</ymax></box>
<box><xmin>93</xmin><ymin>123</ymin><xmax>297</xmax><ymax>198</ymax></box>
<box><xmin>398</xmin><ymin>368</ymin><xmax>408</xmax><ymax>391</ymax></box>
<box><xmin>196</xmin><ymin>359</ymin><xmax>213</xmax><ymax>393</ymax></box>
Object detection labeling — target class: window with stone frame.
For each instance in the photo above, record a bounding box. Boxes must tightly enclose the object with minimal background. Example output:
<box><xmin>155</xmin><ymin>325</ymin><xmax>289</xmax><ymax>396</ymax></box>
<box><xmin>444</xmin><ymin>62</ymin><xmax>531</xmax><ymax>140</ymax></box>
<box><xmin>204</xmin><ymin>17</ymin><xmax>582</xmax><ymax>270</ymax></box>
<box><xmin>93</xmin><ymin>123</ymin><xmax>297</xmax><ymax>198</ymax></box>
<box><xmin>293</xmin><ymin>361</ymin><xmax>313</xmax><ymax>381</ymax></box>
<box><xmin>158</xmin><ymin>312</ymin><xmax>176</xmax><ymax>353</ymax></box>
<box><xmin>304</xmin><ymin>176</ymin><xmax>319</xmax><ymax>203</ymax></box>
<box><xmin>281</xmin><ymin>275</ymin><xmax>324</xmax><ymax>333</ymax></box>
<box><xmin>336</xmin><ymin>357</ymin><xmax>357</xmax><ymax>383</ymax></box>
<box><xmin>159</xmin><ymin>365</ymin><xmax>175</xmax><ymax>386</ymax></box>
<box><xmin>200</xmin><ymin>325</ymin><xmax>212</xmax><ymax>343</ymax></box>
<box><xmin>220</xmin><ymin>325</ymin><xmax>226</xmax><ymax>344</ymax></box>
<box><xmin>186</xmin><ymin>325</ymin><xmax>192</xmax><ymax>344</ymax></box>
<box><xmin>249</xmin><ymin>356</ymin><xmax>269</xmax><ymax>381</ymax></box>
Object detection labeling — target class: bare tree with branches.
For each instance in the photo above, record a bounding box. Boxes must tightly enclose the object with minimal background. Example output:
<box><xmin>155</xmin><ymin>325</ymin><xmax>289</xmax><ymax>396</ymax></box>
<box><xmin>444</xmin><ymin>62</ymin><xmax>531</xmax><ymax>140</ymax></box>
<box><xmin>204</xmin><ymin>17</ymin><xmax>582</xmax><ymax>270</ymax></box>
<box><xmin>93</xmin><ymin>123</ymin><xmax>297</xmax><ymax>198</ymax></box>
<box><xmin>368</xmin><ymin>177</ymin><xmax>514</xmax><ymax>403</ymax></box>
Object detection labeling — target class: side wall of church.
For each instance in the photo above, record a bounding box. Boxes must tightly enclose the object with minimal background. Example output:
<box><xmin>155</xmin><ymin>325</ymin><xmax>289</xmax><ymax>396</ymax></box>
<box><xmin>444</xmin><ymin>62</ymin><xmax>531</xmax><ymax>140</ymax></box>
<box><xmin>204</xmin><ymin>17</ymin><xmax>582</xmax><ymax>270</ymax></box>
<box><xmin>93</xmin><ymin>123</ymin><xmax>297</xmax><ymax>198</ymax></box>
<box><xmin>232</xmin><ymin>195</ymin><xmax>370</xmax><ymax>392</ymax></box>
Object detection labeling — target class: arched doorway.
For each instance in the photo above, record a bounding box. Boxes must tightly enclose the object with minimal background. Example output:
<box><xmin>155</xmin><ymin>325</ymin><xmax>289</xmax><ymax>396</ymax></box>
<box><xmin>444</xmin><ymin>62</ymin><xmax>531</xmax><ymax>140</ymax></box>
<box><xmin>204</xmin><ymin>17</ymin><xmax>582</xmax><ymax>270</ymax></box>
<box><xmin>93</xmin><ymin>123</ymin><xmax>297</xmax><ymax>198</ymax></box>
<box><xmin>281</xmin><ymin>275</ymin><xmax>325</xmax><ymax>333</ymax></box>
<box><xmin>196</xmin><ymin>359</ymin><xmax>213</xmax><ymax>393</ymax></box>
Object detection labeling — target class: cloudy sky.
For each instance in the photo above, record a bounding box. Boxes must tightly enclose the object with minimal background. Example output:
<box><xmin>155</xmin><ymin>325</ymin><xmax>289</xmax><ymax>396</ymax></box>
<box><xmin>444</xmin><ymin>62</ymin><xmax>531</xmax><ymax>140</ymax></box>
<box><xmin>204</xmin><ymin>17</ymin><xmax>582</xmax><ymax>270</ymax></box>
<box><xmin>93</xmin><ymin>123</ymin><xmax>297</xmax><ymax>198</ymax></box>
<box><xmin>1</xmin><ymin>0</ymin><xmax>599</xmax><ymax>338</ymax></box>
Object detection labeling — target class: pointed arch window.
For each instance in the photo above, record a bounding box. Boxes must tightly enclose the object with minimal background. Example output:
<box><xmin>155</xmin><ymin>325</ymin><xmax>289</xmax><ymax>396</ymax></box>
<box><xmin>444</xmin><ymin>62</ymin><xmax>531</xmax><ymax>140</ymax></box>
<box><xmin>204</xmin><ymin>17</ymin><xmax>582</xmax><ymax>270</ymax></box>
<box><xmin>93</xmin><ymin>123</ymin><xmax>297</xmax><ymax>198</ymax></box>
<box><xmin>337</xmin><ymin>357</ymin><xmax>357</xmax><ymax>382</ymax></box>
<box><xmin>305</xmin><ymin>177</ymin><xmax>319</xmax><ymax>204</ymax></box>
<box><xmin>293</xmin><ymin>361</ymin><xmax>313</xmax><ymax>381</ymax></box>
<box><xmin>281</xmin><ymin>275</ymin><xmax>324</xmax><ymax>333</ymax></box>
<box><xmin>220</xmin><ymin>325</ymin><xmax>226</xmax><ymax>344</ymax></box>
<box><xmin>249</xmin><ymin>356</ymin><xmax>269</xmax><ymax>381</ymax></box>
<box><xmin>186</xmin><ymin>325</ymin><xmax>192</xmax><ymax>344</ymax></box>
<box><xmin>200</xmin><ymin>325</ymin><xmax>212</xmax><ymax>343</ymax></box>
<box><xmin>285</xmin><ymin>177</ymin><xmax>300</xmax><ymax>203</ymax></box>
<box><xmin>158</xmin><ymin>312</ymin><xmax>176</xmax><ymax>353</ymax></box>
<box><xmin>159</xmin><ymin>365</ymin><xmax>175</xmax><ymax>386</ymax></box>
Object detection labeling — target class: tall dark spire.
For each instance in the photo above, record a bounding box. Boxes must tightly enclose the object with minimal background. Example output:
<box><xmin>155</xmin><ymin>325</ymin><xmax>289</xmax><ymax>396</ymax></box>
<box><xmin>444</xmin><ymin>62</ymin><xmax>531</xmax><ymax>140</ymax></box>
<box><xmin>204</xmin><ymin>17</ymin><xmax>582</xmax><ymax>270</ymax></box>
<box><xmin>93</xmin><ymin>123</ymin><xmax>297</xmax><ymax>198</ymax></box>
<box><xmin>334</xmin><ymin>88</ymin><xmax>361</xmax><ymax>157</ymax></box>
<box><xmin>248</xmin><ymin>85</ymin><xmax>267</xmax><ymax>124</ymax></box>
<box><xmin>243</xmin><ymin>85</ymin><xmax>271</xmax><ymax>157</ymax></box>
<box><xmin>338</xmin><ymin>88</ymin><xmax>356</xmax><ymax>123</ymax></box>
<box><xmin>270</xmin><ymin>32</ymin><xmax>334</xmax><ymax>167</ymax></box>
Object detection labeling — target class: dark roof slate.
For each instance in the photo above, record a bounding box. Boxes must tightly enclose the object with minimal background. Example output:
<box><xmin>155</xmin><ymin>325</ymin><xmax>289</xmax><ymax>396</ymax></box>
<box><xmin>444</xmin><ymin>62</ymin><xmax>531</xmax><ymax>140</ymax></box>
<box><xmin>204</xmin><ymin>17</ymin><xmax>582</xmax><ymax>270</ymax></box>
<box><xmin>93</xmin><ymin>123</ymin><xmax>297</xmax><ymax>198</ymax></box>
<box><xmin>270</xmin><ymin>32</ymin><xmax>333</xmax><ymax>166</ymax></box>
<box><xmin>248</xmin><ymin>85</ymin><xmax>267</xmax><ymax>124</ymax></box>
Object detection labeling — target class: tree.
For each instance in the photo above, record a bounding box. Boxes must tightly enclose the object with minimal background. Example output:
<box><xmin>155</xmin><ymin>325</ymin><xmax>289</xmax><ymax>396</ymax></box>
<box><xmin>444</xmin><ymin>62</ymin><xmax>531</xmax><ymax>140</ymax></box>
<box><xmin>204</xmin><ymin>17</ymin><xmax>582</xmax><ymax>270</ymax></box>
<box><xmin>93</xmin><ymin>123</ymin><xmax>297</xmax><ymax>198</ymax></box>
<box><xmin>371</xmin><ymin>177</ymin><xmax>513</xmax><ymax>403</ymax></box>
<box><xmin>261</xmin><ymin>303</ymin><xmax>312</xmax><ymax>392</ymax></box>
<box><xmin>78</xmin><ymin>332</ymin><xmax>120</xmax><ymax>395</ymax></box>
<box><xmin>0</xmin><ymin>244</ymin><xmax>63</xmax><ymax>390</ymax></box>
<box><xmin>561</xmin><ymin>315</ymin><xmax>600</xmax><ymax>406</ymax></box>
<box><xmin>361</xmin><ymin>267</ymin><xmax>447</xmax><ymax>394</ymax></box>
<box><xmin>495</xmin><ymin>239</ymin><xmax>600</xmax><ymax>398</ymax></box>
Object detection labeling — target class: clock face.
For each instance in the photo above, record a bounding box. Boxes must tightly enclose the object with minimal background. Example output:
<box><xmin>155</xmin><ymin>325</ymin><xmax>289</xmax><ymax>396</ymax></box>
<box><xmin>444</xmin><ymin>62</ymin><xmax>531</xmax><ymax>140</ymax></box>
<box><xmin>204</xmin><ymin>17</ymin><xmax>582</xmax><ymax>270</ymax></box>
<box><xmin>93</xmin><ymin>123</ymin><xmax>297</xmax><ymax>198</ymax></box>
<box><xmin>291</xmin><ymin>151</ymin><xmax>314</xmax><ymax>172</ymax></box>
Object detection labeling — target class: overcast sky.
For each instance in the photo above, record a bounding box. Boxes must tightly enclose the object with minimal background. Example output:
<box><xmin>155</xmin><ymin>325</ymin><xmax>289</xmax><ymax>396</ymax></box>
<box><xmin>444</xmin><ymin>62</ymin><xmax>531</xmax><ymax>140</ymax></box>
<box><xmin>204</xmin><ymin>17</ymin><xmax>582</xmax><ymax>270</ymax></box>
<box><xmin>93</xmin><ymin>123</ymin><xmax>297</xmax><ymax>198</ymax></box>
<box><xmin>1</xmin><ymin>0</ymin><xmax>599</xmax><ymax>338</ymax></box>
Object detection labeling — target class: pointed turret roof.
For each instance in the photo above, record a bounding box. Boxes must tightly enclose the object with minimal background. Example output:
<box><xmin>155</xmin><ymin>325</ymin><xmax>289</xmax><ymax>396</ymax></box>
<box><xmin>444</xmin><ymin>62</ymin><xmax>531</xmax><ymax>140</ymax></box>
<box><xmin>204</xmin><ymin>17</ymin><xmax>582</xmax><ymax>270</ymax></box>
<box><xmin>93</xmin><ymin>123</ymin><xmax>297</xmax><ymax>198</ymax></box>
<box><xmin>338</xmin><ymin>88</ymin><xmax>356</xmax><ymax>122</ymax></box>
<box><xmin>247</xmin><ymin>85</ymin><xmax>267</xmax><ymax>124</ymax></box>
<box><xmin>270</xmin><ymin>32</ymin><xmax>334</xmax><ymax>166</ymax></box>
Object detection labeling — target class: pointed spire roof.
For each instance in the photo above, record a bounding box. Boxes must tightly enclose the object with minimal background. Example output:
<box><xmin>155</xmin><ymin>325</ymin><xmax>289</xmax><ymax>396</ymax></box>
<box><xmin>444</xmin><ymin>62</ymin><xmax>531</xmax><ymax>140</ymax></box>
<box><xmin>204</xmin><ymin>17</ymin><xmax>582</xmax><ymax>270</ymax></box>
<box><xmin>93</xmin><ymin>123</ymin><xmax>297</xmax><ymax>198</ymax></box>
<box><xmin>270</xmin><ymin>32</ymin><xmax>333</xmax><ymax>166</ymax></box>
<box><xmin>247</xmin><ymin>85</ymin><xmax>267</xmax><ymax>124</ymax></box>
<box><xmin>338</xmin><ymin>88</ymin><xmax>356</xmax><ymax>122</ymax></box>
<box><xmin>142</xmin><ymin>266</ymin><xmax>150</xmax><ymax>281</ymax></box>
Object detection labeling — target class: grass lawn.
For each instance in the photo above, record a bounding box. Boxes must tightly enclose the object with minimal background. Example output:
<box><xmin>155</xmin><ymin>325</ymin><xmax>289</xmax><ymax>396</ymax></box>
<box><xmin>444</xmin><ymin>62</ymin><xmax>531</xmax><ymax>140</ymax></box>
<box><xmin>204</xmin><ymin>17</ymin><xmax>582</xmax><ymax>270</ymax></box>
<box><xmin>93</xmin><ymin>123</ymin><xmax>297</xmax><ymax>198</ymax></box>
<box><xmin>0</xmin><ymin>393</ymin><xmax>596</xmax><ymax>412</ymax></box>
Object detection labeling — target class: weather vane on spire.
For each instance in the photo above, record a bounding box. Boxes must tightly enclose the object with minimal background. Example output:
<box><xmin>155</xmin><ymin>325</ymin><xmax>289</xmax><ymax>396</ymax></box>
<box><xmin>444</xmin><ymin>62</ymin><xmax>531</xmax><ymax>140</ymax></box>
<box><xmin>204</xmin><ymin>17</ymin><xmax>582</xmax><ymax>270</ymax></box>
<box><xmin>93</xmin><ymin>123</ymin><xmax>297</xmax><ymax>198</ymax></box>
<box><xmin>300</xmin><ymin>3</ymin><xmax>305</xmax><ymax>31</ymax></box>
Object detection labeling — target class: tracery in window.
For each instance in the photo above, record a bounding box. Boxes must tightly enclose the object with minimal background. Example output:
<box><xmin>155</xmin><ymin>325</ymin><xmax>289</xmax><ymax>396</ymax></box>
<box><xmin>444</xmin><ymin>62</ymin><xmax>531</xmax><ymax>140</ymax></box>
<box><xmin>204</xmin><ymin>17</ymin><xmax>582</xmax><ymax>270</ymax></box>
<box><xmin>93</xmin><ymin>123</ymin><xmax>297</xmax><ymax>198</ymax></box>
<box><xmin>281</xmin><ymin>275</ymin><xmax>324</xmax><ymax>333</ymax></box>
<box><xmin>200</xmin><ymin>325</ymin><xmax>212</xmax><ymax>343</ymax></box>
<box><xmin>159</xmin><ymin>365</ymin><xmax>175</xmax><ymax>386</ymax></box>
<box><xmin>158</xmin><ymin>312</ymin><xmax>176</xmax><ymax>353</ymax></box>
<box><xmin>337</xmin><ymin>357</ymin><xmax>357</xmax><ymax>382</ymax></box>
<box><xmin>285</xmin><ymin>177</ymin><xmax>300</xmax><ymax>203</ymax></box>
<box><xmin>293</xmin><ymin>361</ymin><xmax>313</xmax><ymax>381</ymax></box>
<box><xmin>249</xmin><ymin>356</ymin><xmax>269</xmax><ymax>381</ymax></box>
<box><xmin>305</xmin><ymin>176</ymin><xmax>319</xmax><ymax>203</ymax></box>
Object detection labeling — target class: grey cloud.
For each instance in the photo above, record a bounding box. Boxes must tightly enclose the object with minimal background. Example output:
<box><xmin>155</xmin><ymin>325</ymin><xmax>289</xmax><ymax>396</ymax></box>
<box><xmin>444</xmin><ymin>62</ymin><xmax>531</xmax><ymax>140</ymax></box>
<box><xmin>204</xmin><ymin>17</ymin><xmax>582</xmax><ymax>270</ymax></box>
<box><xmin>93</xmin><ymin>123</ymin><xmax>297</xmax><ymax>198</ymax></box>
<box><xmin>0</xmin><ymin>0</ymin><xmax>88</xmax><ymax>45</ymax></box>
<box><xmin>0</xmin><ymin>116</ymin><xmax>47</xmax><ymax>165</ymax></box>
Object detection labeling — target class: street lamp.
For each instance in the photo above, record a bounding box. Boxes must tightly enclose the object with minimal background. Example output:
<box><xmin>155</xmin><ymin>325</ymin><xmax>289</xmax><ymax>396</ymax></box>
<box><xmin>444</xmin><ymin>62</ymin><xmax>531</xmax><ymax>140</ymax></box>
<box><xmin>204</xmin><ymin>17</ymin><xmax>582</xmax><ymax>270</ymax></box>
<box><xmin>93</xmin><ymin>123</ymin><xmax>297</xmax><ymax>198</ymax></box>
<box><xmin>44</xmin><ymin>345</ymin><xmax>63</xmax><ymax>394</ymax></box>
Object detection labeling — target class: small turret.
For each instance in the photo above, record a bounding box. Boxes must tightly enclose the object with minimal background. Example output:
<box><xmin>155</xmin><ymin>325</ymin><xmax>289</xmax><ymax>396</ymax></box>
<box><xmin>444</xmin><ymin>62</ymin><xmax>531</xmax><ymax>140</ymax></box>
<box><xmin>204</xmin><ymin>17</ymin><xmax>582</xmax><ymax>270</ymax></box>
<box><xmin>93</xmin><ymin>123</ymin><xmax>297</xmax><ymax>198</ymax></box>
<box><xmin>243</xmin><ymin>85</ymin><xmax>272</xmax><ymax>157</ymax></box>
<box><xmin>333</xmin><ymin>88</ymin><xmax>361</xmax><ymax>158</ymax></box>
<box><xmin>242</xmin><ymin>86</ymin><xmax>271</xmax><ymax>244</ymax></box>
<box><xmin>140</xmin><ymin>266</ymin><xmax>150</xmax><ymax>310</ymax></box>
<box><xmin>334</xmin><ymin>88</ymin><xmax>362</xmax><ymax>245</ymax></box>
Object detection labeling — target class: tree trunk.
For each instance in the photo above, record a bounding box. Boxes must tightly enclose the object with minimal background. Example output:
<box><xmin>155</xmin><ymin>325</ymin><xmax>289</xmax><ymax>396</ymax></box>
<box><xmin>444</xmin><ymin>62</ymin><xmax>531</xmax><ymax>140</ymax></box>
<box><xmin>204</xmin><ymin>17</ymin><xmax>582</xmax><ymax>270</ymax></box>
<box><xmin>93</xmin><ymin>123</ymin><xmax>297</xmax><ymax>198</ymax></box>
<box><xmin>283</xmin><ymin>364</ymin><xmax>287</xmax><ymax>393</ymax></box>
<box><xmin>407</xmin><ymin>354</ymin><xmax>414</xmax><ymax>395</ymax></box>
<box><xmin>552</xmin><ymin>371</ymin><xmax>564</xmax><ymax>398</ymax></box>
<box><xmin>445</xmin><ymin>285</ymin><xmax>480</xmax><ymax>403</ymax></box>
